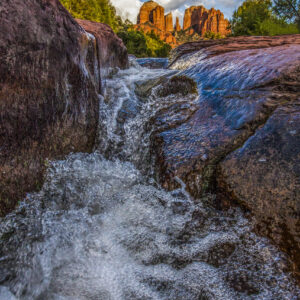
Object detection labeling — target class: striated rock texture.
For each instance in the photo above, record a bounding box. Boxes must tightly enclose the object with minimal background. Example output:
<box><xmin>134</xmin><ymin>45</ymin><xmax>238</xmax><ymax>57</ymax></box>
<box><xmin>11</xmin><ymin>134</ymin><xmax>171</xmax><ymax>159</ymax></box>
<box><xmin>175</xmin><ymin>16</ymin><xmax>181</xmax><ymax>31</ymax></box>
<box><xmin>183</xmin><ymin>6</ymin><xmax>230</xmax><ymax>36</ymax></box>
<box><xmin>0</xmin><ymin>0</ymin><xmax>127</xmax><ymax>216</ymax></box>
<box><xmin>152</xmin><ymin>5</ymin><xmax>165</xmax><ymax>31</ymax></box>
<box><xmin>152</xmin><ymin>35</ymin><xmax>300</xmax><ymax>276</ymax></box>
<box><xmin>165</xmin><ymin>13</ymin><xmax>173</xmax><ymax>32</ymax></box>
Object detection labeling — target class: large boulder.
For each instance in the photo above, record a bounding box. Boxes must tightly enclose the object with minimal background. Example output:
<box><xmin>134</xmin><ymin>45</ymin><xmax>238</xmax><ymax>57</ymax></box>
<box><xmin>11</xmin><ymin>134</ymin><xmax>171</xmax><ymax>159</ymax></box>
<box><xmin>218</xmin><ymin>103</ymin><xmax>300</xmax><ymax>274</ymax></box>
<box><xmin>0</xmin><ymin>0</ymin><xmax>127</xmax><ymax>215</ymax></box>
<box><xmin>153</xmin><ymin>35</ymin><xmax>300</xmax><ymax>274</ymax></box>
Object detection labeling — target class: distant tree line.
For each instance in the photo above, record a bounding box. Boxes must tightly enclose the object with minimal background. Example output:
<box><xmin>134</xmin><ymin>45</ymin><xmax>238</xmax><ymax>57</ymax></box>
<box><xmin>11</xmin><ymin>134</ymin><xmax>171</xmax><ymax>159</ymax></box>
<box><xmin>231</xmin><ymin>0</ymin><xmax>300</xmax><ymax>36</ymax></box>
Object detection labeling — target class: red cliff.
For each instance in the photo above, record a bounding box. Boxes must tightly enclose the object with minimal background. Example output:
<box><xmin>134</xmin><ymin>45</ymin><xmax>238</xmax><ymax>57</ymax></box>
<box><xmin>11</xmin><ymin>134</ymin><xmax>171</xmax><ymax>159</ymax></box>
<box><xmin>175</xmin><ymin>16</ymin><xmax>181</xmax><ymax>31</ymax></box>
<box><xmin>183</xmin><ymin>6</ymin><xmax>230</xmax><ymax>36</ymax></box>
<box><xmin>136</xmin><ymin>1</ymin><xmax>230</xmax><ymax>48</ymax></box>
<box><xmin>165</xmin><ymin>13</ymin><xmax>173</xmax><ymax>32</ymax></box>
<box><xmin>136</xmin><ymin>1</ymin><xmax>177</xmax><ymax>47</ymax></box>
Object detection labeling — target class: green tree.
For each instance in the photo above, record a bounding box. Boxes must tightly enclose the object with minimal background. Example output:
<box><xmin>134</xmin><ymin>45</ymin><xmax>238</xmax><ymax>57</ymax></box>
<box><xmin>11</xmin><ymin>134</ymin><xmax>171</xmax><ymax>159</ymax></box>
<box><xmin>273</xmin><ymin>0</ymin><xmax>300</xmax><ymax>28</ymax></box>
<box><xmin>231</xmin><ymin>0</ymin><xmax>300</xmax><ymax>35</ymax></box>
<box><xmin>60</xmin><ymin>0</ymin><xmax>122</xmax><ymax>31</ymax></box>
<box><xmin>231</xmin><ymin>0</ymin><xmax>273</xmax><ymax>35</ymax></box>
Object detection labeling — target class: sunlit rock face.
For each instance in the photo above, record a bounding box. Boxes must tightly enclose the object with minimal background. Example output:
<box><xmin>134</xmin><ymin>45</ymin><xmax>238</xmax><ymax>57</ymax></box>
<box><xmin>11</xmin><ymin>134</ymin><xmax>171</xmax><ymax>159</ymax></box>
<box><xmin>183</xmin><ymin>6</ymin><xmax>230</xmax><ymax>36</ymax></box>
<box><xmin>0</xmin><ymin>0</ymin><xmax>128</xmax><ymax>216</ymax></box>
<box><xmin>165</xmin><ymin>13</ymin><xmax>173</xmax><ymax>32</ymax></box>
<box><xmin>175</xmin><ymin>16</ymin><xmax>181</xmax><ymax>31</ymax></box>
<box><xmin>136</xmin><ymin>1</ymin><xmax>230</xmax><ymax>48</ymax></box>
<box><xmin>154</xmin><ymin>35</ymin><xmax>300</xmax><ymax>274</ymax></box>
<box><xmin>135</xmin><ymin>1</ymin><xmax>231</xmax><ymax>48</ymax></box>
<box><xmin>137</xmin><ymin>0</ymin><xmax>162</xmax><ymax>25</ymax></box>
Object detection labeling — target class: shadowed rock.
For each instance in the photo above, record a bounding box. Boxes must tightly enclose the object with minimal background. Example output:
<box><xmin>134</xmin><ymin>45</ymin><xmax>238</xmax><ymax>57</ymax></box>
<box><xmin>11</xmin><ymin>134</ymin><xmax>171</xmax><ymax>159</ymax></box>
<box><xmin>0</xmin><ymin>0</ymin><xmax>127</xmax><ymax>215</ymax></box>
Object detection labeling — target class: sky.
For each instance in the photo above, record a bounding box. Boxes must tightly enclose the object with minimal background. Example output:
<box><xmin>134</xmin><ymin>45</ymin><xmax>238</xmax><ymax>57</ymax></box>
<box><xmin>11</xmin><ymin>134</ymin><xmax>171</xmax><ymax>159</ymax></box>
<box><xmin>110</xmin><ymin>0</ymin><xmax>244</xmax><ymax>25</ymax></box>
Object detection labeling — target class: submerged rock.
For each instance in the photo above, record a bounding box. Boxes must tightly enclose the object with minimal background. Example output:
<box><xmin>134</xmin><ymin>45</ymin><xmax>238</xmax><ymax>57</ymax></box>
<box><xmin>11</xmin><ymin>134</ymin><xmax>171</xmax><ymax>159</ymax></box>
<box><xmin>0</xmin><ymin>0</ymin><xmax>127</xmax><ymax>215</ymax></box>
<box><xmin>136</xmin><ymin>58</ymin><xmax>169</xmax><ymax>69</ymax></box>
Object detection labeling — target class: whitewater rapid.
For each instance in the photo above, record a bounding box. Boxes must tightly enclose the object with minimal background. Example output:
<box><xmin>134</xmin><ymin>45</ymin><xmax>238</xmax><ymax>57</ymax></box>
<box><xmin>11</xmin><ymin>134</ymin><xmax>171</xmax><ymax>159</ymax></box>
<box><xmin>0</xmin><ymin>59</ymin><xmax>299</xmax><ymax>300</ymax></box>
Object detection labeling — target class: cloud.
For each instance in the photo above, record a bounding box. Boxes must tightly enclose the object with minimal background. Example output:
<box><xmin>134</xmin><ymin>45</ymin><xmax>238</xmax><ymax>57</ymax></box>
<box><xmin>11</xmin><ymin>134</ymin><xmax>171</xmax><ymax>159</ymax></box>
<box><xmin>111</xmin><ymin>0</ymin><xmax>142</xmax><ymax>23</ymax></box>
<box><xmin>111</xmin><ymin>0</ymin><xmax>243</xmax><ymax>23</ymax></box>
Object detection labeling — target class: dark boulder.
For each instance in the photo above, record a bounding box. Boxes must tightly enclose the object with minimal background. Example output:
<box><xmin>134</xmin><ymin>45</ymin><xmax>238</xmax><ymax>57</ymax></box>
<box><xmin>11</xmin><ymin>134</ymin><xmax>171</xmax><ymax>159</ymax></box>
<box><xmin>0</xmin><ymin>0</ymin><xmax>127</xmax><ymax>215</ymax></box>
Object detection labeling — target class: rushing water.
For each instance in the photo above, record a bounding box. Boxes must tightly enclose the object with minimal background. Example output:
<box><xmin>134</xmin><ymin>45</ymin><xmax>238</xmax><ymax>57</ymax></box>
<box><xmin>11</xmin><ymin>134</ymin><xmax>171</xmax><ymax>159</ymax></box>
<box><xmin>0</xmin><ymin>58</ymin><xmax>299</xmax><ymax>300</ymax></box>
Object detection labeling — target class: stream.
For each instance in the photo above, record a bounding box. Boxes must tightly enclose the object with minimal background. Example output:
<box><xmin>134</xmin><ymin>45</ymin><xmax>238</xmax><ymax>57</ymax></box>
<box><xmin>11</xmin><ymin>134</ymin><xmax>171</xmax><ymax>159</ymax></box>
<box><xmin>0</xmin><ymin>58</ymin><xmax>299</xmax><ymax>300</ymax></box>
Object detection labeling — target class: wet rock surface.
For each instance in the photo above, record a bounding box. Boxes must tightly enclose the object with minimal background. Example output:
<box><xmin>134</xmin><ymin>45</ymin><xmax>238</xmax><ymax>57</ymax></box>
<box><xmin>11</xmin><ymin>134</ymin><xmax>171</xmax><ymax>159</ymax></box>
<box><xmin>0</xmin><ymin>0</ymin><xmax>127</xmax><ymax>215</ymax></box>
<box><xmin>76</xmin><ymin>19</ymin><xmax>128</xmax><ymax>70</ymax></box>
<box><xmin>218</xmin><ymin>104</ymin><xmax>300</xmax><ymax>275</ymax></box>
<box><xmin>169</xmin><ymin>35</ymin><xmax>300</xmax><ymax>68</ymax></box>
<box><xmin>152</xmin><ymin>36</ymin><xmax>300</xmax><ymax>276</ymax></box>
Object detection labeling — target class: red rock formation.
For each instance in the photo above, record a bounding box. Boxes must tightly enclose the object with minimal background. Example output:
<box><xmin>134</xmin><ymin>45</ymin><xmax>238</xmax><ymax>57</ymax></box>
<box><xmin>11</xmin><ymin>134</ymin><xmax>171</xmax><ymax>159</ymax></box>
<box><xmin>136</xmin><ymin>1</ymin><xmax>230</xmax><ymax>48</ymax></box>
<box><xmin>165</xmin><ymin>13</ymin><xmax>173</xmax><ymax>32</ymax></box>
<box><xmin>137</xmin><ymin>0</ymin><xmax>160</xmax><ymax>24</ymax></box>
<box><xmin>175</xmin><ymin>16</ymin><xmax>181</xmax><ymax>31</ymax></box>
<box><xmin>183</xmin><ymin>6</ymin><xmax>230</xmax><ymax>36</ymax></box>
<box><xmin>137</xmin><ymin>0</ymin><xmax>165</xmax><ymax>31</ymax></box>
<box><xmin>152</xmin><ymin>5</ymin><xmax>165</xmax><ymax>31</ymax></box>
<box><xmin>136</xmin><ymin>1</ymin><xmax>178</xmax><ymax>47</ymax></box>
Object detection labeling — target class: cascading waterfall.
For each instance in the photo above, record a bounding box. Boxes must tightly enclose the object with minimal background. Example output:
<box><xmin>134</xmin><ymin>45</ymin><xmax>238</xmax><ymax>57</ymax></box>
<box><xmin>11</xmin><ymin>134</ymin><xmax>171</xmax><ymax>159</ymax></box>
<box><xmin>0</xmin><ymin>58</ymin><xmax>299</xmax><ymax>300</ymax></box>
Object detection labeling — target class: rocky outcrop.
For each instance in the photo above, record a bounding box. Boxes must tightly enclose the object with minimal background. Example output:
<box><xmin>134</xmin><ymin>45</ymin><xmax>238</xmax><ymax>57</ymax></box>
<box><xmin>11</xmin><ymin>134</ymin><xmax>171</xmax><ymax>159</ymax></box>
<box><xmin>152</xmin><ymin>35</ymin><xmax>300</xmax><ymax>276</ymax></box>
<box><xmin>0</xmin><ymin>0</ymin><xmax>127</xmax><ymax>216</ymax></box>
<box><xmin>136</xmin><ymin>1</ymin><xmax>230</xmax><ymax>48</ymax></box>
<box><xmin>183</xmin><ymin>6</ymin><xmax>230</xmax><ymax>36</ymax></box>
<box><xmin>152</xmin><ymin>5</ymin><xmax>165</xmax><ymax>31</ymax></box>
<box><xmin>165</xmin><ymin>13</ymin><xmax>173</xmax><ymax>32</ymax></box>
<box><xmin>137</xmin><ymin>0</ymin><xmax>165</xmax><ymax>31</ymax></box>
<box><xmin>137</xmin><ymin>0</ymin><xmax>161</xmax><ymax>25</ymax></box>
<box><xmin>136</xmin><ymin>1</ymin><xmax>177</xmax><ymax>47</ymax></box>
<box><xmin>175</xmin><ymin>17</ymin><xmax>181</xmax><ymax>31</ymax></box>
<box><xmin>76</xmin><ymin>19</ymin><xmax>128</xmax><ymax>69</ymax></box>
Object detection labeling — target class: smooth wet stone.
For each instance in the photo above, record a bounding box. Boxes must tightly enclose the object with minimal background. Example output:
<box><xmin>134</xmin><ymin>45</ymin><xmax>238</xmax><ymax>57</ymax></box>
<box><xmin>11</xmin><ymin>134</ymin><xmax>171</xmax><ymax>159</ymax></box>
<box><xmin>151</xmin><ymin>35</ymin><xmax>300</xmax><ymax>274</ymax></box>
